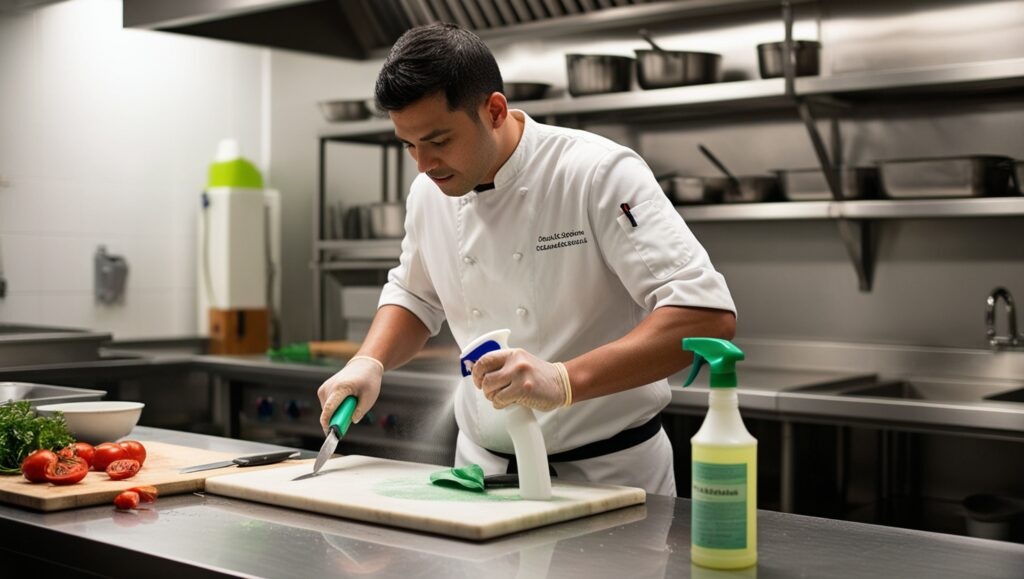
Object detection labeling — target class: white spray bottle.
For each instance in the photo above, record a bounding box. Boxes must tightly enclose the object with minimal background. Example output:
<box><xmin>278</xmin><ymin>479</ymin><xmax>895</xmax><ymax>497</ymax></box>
<box><xmin>460</xmin><ymin>329</ymin><xmax>552</xmax><ymax>500</ymax></box>
<box><xmin>682</xmin><ymin>337</ymin><xmax>757</xmax><ymax>570</ymax></box>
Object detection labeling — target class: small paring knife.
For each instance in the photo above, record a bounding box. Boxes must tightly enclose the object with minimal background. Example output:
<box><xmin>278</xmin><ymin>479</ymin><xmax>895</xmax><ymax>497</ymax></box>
<box><xmin>310</xmin><ymin>395</ymin><xmax>358</xmax><ymax>477</ymax></box>
<box><xmin>179</xmin><ymin>450</ymin><xmax>298</xmax><ymax>474</ymax></box>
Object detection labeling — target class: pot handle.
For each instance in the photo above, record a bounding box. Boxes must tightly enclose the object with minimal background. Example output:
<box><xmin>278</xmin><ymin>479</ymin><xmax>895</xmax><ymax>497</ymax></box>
<box><xmin>698</xmin><ymin>144</ymin><xmax>741</xmax><ymax>187</ymax></box>
<box><xmin>1007</xmin><ymin>160</ymin><xmax>1021</xmax><ymax>195</ymax></box>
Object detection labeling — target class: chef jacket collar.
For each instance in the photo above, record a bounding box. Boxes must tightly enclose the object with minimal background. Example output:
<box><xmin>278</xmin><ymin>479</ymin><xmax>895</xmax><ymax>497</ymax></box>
<box><xmin>491</xmin><ymin>110</ymin><xmax>535</xmax><ymax>192</ymax></box>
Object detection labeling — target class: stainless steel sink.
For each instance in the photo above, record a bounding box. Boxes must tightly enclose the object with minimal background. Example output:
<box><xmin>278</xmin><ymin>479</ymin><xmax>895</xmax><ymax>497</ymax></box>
<box><xmin>0</xmin><ymin>324</ymin><xmax>76</xmax><ymax>336</ymax></box>
<box><xmin>0</xmin><ymin>323</ymin><xmax>111</xmax><ymax>368</ymax></box>
<box><xmin>840</xmin><ymin>378</ymin><xmax>1020</xmax><ymax>402</ymax></box>
<box><xmin>0</xmin><ymin>382</ymin><xmax>106</xmax><ymax>406</ymax></box>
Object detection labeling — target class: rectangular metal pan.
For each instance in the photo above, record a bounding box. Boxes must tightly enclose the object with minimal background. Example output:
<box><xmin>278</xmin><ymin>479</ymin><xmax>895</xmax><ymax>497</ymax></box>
<box><xmin>777</xmin><ymin>167</ymin><xmax>880</xmax><ymax>201</ymax></box>
<box><xmin>877</xmin><ymin>155</ymin><xmax>1016</xmax><ymax>198</ymax></box>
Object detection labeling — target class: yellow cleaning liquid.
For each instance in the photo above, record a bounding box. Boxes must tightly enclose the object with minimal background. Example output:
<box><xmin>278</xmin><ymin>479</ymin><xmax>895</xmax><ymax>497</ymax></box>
<box><xmin>691</xmin><ymin>441</ymin><xmax>757</xmax><ymax>569</ymax></box>
<box><xmin>682</xmin><ymin>338</ymin><xmax>757</xmax><ymax>570</ymax></box>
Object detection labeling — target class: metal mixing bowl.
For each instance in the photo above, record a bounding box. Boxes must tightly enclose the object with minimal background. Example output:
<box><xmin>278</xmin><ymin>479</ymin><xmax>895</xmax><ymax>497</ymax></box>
<box><xmin>566</xmin><ymin>54</ymin><xmax>634</xmax><ymax>97</ymax></box>
<box><xmin>757</xmin><ymin>41</ymin><xmax>821</xmax><ymax>79</ymax></box>
<box><xmin>318</xmin><ymin>99</ymin><xmax>372</xmax><ymax>122</ymax></box>
<box><xmin>635</xmin><ymin>50</ymin><xmax>722</xmax><ymax>90</ymax></box>
<box><xmin>504</xmin><ymin>82</ymin><xmax>552</xmax><ymax>101</ymax></box>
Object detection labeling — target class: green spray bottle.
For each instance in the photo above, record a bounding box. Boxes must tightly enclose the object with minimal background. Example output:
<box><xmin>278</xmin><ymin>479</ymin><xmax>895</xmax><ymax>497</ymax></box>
<box><xmin>682</xmin><ymin>338</ymin><xmax>757</xmax><ymax>570</ymax></box>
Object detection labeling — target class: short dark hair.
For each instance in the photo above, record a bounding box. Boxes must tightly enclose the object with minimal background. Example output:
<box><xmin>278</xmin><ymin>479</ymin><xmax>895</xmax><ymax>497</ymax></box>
<box><xmin>374</xmin><ymin>23</ymin><xmax>503</xmax><ymax>115</ymax></box>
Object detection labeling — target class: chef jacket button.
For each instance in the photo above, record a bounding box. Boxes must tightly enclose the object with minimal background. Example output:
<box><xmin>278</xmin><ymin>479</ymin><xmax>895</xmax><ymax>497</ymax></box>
<box><xmin>516</xmin><ymin>307</ymin><xmax>528</xmax><ymax>318</ymax></box>
<box><xmin>472</xmin><ymin>308</ymin><xmax>482</xmax><ymax>318</ymax></box>
<box><xmin>463</xmin><ymin>256</ymin><xmax>474</xmax><ymax>265</ymax></box>
<box><xmin>519</xmin><ymin>187</ymin><xmax>528</xmax><ymax>196</ymax></box>
<box><xmin>512</xmin><ymin>252</ymin><xmax>523</xmax><ymax>261</ymax></box>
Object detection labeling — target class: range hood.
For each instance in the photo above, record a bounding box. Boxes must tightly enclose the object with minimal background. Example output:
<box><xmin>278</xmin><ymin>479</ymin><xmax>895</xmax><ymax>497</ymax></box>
<box><xmin>123</xmin><ymin>0</ymin><xmax>773</xmax><ymax>60</ymax></box>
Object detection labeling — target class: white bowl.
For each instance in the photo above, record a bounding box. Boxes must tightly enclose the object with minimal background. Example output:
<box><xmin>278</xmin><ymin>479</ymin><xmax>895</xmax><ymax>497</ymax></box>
<box><xmin>35</xmin><ymin>401</ymin><xmax>144</xmax><ymax>444</ymax></box>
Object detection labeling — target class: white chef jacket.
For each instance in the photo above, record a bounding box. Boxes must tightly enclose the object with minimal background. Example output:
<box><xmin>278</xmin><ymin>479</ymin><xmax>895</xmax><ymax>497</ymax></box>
<box><xmin>379</xmin><ymin>110</ymin><xmax>736</xmax><ymax>466</ymax></box>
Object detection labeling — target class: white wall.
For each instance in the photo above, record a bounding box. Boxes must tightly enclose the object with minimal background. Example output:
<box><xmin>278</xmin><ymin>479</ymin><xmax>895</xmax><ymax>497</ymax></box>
<box><xmin>0</xmin><ymin>0</ymin><xmax>264</xmax><ymax>338</ymax></box>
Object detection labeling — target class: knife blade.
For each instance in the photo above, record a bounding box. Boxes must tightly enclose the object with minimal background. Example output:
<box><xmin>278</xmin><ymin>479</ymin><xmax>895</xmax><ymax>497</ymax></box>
<box><xmin>310</xmin><ymin>395</ymin><xmax>358</xmax><ymax>477</ymax></box>
<box><xmin>179</xmin><ymin>450</ymin><xmax>298</xmax><ymax>474</ymax></box>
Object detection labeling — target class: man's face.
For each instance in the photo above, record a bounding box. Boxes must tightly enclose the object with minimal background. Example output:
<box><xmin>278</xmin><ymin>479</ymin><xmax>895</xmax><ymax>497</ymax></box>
<box><xmin>390</xmin><ymin>92</ymin><xmax>499</xmax><ymax>197</ymax></box>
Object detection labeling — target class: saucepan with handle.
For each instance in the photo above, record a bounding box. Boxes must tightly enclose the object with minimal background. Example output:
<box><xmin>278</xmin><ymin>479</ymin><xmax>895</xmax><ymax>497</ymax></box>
<box><xmin>698</xmin><ymin>144</ymin><xmax>781</xmax><ymax>203</ymax></box>
<box><xmin>634</xmin><ymin>29</ymin><xmax>722</xmax><ymax>90</ymax></box>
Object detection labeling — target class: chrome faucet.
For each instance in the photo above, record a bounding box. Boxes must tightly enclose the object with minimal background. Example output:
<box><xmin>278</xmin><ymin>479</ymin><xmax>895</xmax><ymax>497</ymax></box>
<box><xmin>986</xmin><ymin>287</ymin><xmax>1022</xmax><ymax>349</ymax></box>
<box><xmin>0</xmin><ymin>238</ymin><xmax>5</xmax><ymax>299</ymax></box>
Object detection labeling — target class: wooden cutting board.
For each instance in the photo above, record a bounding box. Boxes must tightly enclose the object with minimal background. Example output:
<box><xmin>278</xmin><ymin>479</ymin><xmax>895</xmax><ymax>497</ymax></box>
<box><xmin>205</xmin><ymin>455</ymin><xmax>646</xmax><ymax>540</ymax></box>
<box><xmin>310</xmin><ymin>340</ymin><xmax>457</xmax><ymax>361</ymax></box>
<box><xmin>0</xmin><ymin>441</ymin><xmax>300</xmax><ymax>512</ymax></box>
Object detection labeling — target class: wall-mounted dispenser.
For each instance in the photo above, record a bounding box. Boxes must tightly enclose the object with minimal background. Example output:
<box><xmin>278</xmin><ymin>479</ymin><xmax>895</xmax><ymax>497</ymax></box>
<box><xmin>95</xmin><ymin>245</ymin><xmax>128</xmax><ymax>305</ymax></box>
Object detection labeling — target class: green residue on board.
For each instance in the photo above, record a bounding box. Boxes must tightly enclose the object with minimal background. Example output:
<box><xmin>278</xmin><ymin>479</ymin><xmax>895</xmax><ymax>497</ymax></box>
<box><xmin>372</xmin><ymin>476</ymin><xmax>523</xmax><ymax>502</ymax></box>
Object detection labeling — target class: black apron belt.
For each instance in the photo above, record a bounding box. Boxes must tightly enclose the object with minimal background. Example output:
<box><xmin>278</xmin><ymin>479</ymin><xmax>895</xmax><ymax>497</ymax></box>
<box><xmin>484</xmin><ymin>414</ymin><xmax>663</xmax><ymax>475</ymax></box>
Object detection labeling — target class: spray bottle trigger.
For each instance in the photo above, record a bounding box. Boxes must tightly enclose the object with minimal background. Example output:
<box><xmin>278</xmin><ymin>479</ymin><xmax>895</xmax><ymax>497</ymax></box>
<box><xmin>682</xmin><ymin>353</ymin><xmax>706</xmax><ymax>387</ymax></box>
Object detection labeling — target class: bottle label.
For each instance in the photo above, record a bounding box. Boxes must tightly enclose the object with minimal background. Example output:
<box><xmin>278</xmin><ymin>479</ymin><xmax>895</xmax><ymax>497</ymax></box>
<box><xmin>692</xmin><ymin>461</ymin><xmax>747</xmax><ymax>549</ymax></box>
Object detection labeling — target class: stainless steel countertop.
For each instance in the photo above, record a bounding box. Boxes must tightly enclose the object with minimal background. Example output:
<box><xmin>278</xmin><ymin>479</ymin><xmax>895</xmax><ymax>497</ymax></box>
<box><xmin>669</xmin><ymin>365</ymin><xmax>877</xmax><ymax>413</ymax></box>
<box><xmin>8</xmin><ymin>340</ymin><xmax>1024</xmax><ymax>438</ymax></box>
<box><xmin>2</xmin><ymin>426</ymin><xmax>1022</xmax><ymax>578</ymax></box>
<box><xmin>198</xmin><ymin>354</ymin><xmax>1024</xmax><ymax>438</ymax></box>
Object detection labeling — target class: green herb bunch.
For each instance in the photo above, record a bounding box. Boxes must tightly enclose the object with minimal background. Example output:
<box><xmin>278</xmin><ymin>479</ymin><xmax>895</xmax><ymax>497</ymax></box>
<box><xmin>0</xmin><ymin>401</ymin><xmax>75</xmax><ymax>474</ymax></box>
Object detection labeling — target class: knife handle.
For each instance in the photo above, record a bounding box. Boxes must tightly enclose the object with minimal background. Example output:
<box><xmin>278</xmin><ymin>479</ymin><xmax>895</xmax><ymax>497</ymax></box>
<box><xmin>329</xmin><ymin>395</ymin><xmax>358</xmax><ymax>438</ymax></box>
<box><xmin>233</xmin><ymin>450</ymin><xmax>298</xmax><ymax>467</ymax></box>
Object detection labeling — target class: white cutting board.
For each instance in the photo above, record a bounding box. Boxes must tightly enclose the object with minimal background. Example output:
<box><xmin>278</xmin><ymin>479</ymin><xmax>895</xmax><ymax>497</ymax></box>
<box><xmin>204</xmin><ymin>455</ymin><xmax>646</xmax><ymax>540</ymax></box>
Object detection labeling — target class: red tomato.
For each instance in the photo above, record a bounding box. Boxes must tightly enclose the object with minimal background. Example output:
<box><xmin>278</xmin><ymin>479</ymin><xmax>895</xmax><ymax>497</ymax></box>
<box><xmin>59</xmin><ymin>442</ymin><xmax>95</xmax><ymax>468</ymax></box>
<box><xmin>44</xmin><ymin>456</ymin><xmax>89</xmax><ymax>485</ymax></box>
<box><xmin>113</xmin><ymin>490</ymin><xmax>140</xmax><ymax>510</ymax></box>
<box><xmin>127</xmin><ymin>485</ymin><xmax>158</xmax><ymax>503</ymax></box>
<box><xmin>118</xmin><ymin>440</ymin><xmax>147</xmax><ymax>466</ymax></box>
<box><xmin>92</xmin><ymin>442</ymin><xmax>128</xmax><ymax>471</ymax></box>
<box><xmin>21</xmin><ymin>449</ymin><xmax>58</xmax><ymax>483</ymax></box>
<box><xmin>106</xmin><ymin>459</ymin><xmax>141</xmax><ymax>480</ymax></box>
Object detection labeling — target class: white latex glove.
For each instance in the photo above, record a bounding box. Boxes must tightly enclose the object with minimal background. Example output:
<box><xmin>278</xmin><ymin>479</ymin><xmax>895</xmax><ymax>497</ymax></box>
<box><xmin>470</xmin><ymin>348</ymin><xmax>571</xmax><ymax>412</ymax></box>
<box><xmin>317</xmin><ymin>356</ymin><xmax>383</xmax><ymax>433</ymax></box>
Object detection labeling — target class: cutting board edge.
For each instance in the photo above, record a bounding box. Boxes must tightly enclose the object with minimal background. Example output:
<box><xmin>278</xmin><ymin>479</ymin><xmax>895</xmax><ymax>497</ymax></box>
<box><xmin>0</xmin><ymin>477</ymin><xmax>209</xmax><ymax>512</ymax></box>
<box><xmin>0</xmin><ymin>442</ymin><xmax>299</xmax><ymax>513</ymax></box>
<box><xmin>469</xmin><ymin>489</ymin><xmax>648</xmax><ymax>540</ymax></box>
<box><xmin>205</xmin><ymin>478</ymin><xmax>648</xmax><ymax>541</ymax></box>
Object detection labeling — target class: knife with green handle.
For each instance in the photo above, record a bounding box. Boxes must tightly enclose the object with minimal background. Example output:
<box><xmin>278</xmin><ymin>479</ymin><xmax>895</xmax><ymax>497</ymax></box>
<box><xmin>311</xmin><ymin>395</ymin><xmax>358</xmax><ymax>476</ymax></box>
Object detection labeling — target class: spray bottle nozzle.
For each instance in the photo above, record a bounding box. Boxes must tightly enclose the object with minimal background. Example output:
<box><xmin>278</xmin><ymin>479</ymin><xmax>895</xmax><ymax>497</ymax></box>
<box><xmin>681</xmin><ymin>338</ymin><xmax>745</xmax><ymax>388</ymax></box>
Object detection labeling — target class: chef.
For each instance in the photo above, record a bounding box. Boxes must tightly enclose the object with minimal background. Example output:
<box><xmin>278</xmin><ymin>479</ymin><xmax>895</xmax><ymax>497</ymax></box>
<box><xmin>317</xmin><ymin>22</ymin><xmax>736</xmax><ymax>496</ymax></box>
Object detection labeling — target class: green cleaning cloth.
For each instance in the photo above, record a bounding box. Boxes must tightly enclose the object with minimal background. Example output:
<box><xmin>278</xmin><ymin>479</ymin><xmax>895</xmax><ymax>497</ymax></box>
<box><xmin>267</xmin><ymin>342</ymin><xmax>312</xmax><ymax>362</ymax></box>
<box><xmin>429</xmin><ymin>464</ymin><xmax>486</xmax><ymax>492</ymax></box>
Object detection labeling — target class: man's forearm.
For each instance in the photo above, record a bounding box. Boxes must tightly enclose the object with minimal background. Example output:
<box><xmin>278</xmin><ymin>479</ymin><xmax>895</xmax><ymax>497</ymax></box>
<box><xmin>566</xmin><ymin>306</ymin><xmax>736</xmax><ymax>403</ymax></box>
<box><xmin>355</xmin><ymin>305</ymin><xmax>432</xmax><ymax>371</ymax></box>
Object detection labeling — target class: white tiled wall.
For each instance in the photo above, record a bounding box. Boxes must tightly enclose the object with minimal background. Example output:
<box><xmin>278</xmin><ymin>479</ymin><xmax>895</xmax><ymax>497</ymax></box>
<box><xmin>0</xmin><ymin>0</ymin><xmax>265</xmax><ymax>338</ymax></box>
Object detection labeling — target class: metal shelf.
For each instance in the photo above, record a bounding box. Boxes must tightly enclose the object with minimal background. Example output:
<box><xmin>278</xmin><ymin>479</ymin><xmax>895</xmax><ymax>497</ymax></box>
<box><xmin>680</xmin><ymin>197</ymin><xmax>1024</xmax><ymax>222</ymax></box>
<box><xmin>318</xmin><ymin>58</ymin><xmax>1024</xmax><ymax>144</ymax></box>
<box><xmin>309</xmin><ymin>199</ymin><xmax>1024</xmax><ymax>268</ymax></box>
<box><xmin>798</xmin><ymin>57</ymin><xmax>1024</xmax><ymax>98</ymax></box>
<box><xmin>318</xmin><ymin>260</ymin><xmax>399</xmax><ymax>272</ymax></box>
<box><xmin>318</xmin><ymin>118</ymin><xmax>396</xmax><ymax>144</ymax></box>
<box><xmin>317</xmin><ymin>239</ymin><xmax>402</xmax><ymax>259</ymax></box>
<box><xmin>680</xmin><ymin>201</ymin><xmax>834</xmax><ymax>222</ymax></box>
<box><xmin>839</xmin><ymin>197</ymin><xmax>1024</xmax><ymax>220</ymax></box>
<box><xmin>320</xmin><ymin>79</ymin><xmax>791</xmax><ymax>142</ymax></box>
